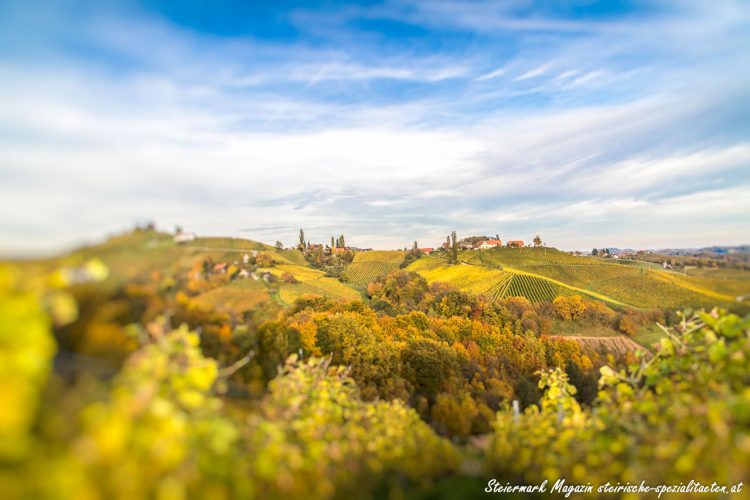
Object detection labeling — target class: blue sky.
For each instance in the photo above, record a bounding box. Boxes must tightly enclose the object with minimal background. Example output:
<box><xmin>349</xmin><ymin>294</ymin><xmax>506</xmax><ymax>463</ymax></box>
<box><xmin>1</xmin><ymin>0</ymin><xmax>749</xmax><ymax>254</ymax></box>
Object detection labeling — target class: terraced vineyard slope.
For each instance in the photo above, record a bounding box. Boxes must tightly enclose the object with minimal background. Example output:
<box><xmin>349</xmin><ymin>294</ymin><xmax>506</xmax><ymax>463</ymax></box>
<box><xmin>409</xmin><ymin>248</ymin><xmax>749</xmax><ymax>310</ymax></box>
<box><xmin>343</xmin><ymin>250</ymin><xmax>406</xmax><ymax>288</ymax></box>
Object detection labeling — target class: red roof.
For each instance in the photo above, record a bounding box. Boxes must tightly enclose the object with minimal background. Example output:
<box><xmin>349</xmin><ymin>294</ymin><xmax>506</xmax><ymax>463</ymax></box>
<box><xmin>419</xmin><ymin>248</ymin><xmax>434</xmax><ymax>253</ymax></box>
<box><xmin>484</xmin><ymin>239</ymin><xmax>502</xmax><ymax>245</ymax></box>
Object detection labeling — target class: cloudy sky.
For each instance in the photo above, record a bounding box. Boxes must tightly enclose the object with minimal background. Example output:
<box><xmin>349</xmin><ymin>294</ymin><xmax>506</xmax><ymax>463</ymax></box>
<box><xmin>1</xmin><ymin>0</ymin><xmax>749</xmax><ymax>255</ymax></box>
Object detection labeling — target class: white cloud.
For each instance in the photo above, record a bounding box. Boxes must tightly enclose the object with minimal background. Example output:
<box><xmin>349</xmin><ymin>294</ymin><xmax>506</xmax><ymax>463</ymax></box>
<box><xmin>514</xmin><ymin>64</ymin><xmax>551</xmax><ymax>81</ymax></box>
<box><xmin>475</xmin><ymin>67</ymin><xmax>506</xmax><ymax>81</ymax></box>
<box><xmin>1</xmin><ymin>0</ymin><xmax>749</xmax><ymax>254</ymax></box>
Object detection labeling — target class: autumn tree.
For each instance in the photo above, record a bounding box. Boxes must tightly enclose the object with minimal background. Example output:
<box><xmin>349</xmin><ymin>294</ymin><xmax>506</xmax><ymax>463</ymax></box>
<box><xmin>553</xmin><ymin>295</ymin><xmax>587</xmax><ymax>321</ymax></box>
<box><xmin>533</xmin><ymin>235</ymin><xmax>542</xmax><ymax>247</ymax></box>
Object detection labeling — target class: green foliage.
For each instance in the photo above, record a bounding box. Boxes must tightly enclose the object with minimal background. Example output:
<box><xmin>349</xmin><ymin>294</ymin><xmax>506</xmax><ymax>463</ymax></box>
<box><xmin>0</xmin><ymin>265</ymin><xmax>58</xmax><ymax>461</ymax></box>
<box><xmin>245</xmin><ymin>356</ymin><xmax>459</xmax><ymax>498</ymax></box>
<box><xmin>367</xmin><ymin>271</ymin><xmax>432</xmax><ymax>314</ymax></box>
<box><xmin>486</xmin><ymin>309</ymin><xmax>750</xmax><ymax>486</ymax></box>
<box><xmin>4</xmin><ymin>233</ymin><xmax>749</xmax><ymax>498</ymax></box>
<box><xmin>400</xmin><ymin>247</ymin><xmax>423</xmax><ymax>269</ymax></box>
<box><xmin>5</xmin><ymin>321</ymin><xmax>458</xmax><ymax>498</ymax></box>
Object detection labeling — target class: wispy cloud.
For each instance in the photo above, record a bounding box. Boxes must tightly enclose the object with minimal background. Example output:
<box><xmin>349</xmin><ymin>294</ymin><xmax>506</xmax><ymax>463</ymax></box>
<box><xmin>475</xmin><ymin>67</ymin><xmax>505</xmax><ymax>81</ymax></box>
<box><xmin>514</xmin><ymin>64</ymin><xmax>551</xmax><ymax>81</ymax></box>
<box><xmin>0</xmin><ymin>0</ymin><xmax>749</xmax><ymax>254</ymax></box>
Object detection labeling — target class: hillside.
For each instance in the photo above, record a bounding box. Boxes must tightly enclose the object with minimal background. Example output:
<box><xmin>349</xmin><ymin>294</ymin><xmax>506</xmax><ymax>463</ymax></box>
<box><xmin>551</xmin><ymin>335</ymin><xmax>648</xmax><ymax>358</ymax></box>
<box><xmin>407</xmin><ymin>248</ymin><xmax>750</xmax><ymax>311</ymax></box>
<box><xmin>7</xmin><ymin>229</ymin><xmax>749</xmax><ymax>499</ymax></box>
<box><xmin>342</xmin><ymin>250</ymin><xmax>406</xmax><ymax>288</ymax></box>
<box><xmin>59</xmin><ymin>230</ymin><xmax>365</xmax><ymax>318</ymax></box>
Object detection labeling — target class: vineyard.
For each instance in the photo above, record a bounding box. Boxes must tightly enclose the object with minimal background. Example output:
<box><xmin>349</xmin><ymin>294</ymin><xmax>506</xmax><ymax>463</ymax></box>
<box><xmin>666</xmin><ymin>272</ymin><xmax>750</xmax><ymax>299</ymax></box>
<box><xmin>270</xmin><ymin>264</ymin><xmax>362</xmax><ymax>303</ymax></box>
<box><xmin>503</xmin><ymin>273</ymin><xmax>559</xmax><ymax>302</ymax></box>
<box><xmin>453</xmin><ymin>247</ymin><xmax>746</xmax><ymax>310</ymax></box>
<box><xmin>589</xmin><ymin>273</ymin><xmax>716</xmax><ymax>309</ymax></box>
<box><xmin>408</xmin><ymin>257</ymin><xmax>567</xmax><ymax>303</ymax></box>
<box><xmin>406</xmin><ymin>257</ymin><xmax>508</xmax><ymax>296</ymax></box>
<box><xmin>343</xmin><ymin>251</ymin><xmax>406</xmax><ymax>287</ymax></box>
<box><xmin>519</xmin><ymin>263</ymin><xmax>641</xmax><ymax>290</ymax></box>
<box><xmin>352</xmin><ymin>250</ymin><xmax>406</xmax><ymax>263</ymax></box>
<box><xmin>483</xmin><ymin>274</ymin><xmax>512</xmax><ymax>300</ymax></box>
<box><xmin>468</xmin><ymin>247</ymin><xmax>593</xmax><ymax>268</ymax></box>
<box><xmin>277</xmin><ymin>248</ymin><xmax>308</xmax><ymax>266</ymax></box>
<box><xmin>344</xmin><ymin>261</ymin><xmax>401</xmax><ymax>286</ymax></box>
<box><xmin>553</xmin><ymin>335</ymin><xmax>647</xmax><ymax>357</ymax></box>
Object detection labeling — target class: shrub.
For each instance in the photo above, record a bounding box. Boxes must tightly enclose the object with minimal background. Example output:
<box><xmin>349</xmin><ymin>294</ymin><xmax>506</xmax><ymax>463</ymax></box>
<box><xmin>256</xmin><ymin>252</ymin><xmax>275</xmax><ymax>267</ymax></box>
<box><xmin>281</xmin><ymin>271</ymin><xmax>298</xmax><ymax>284</ymax></box>
<box><xmin>553</xmin><ymin>295</ymin><xmax>586</xmax><ymax>321</ymax></box>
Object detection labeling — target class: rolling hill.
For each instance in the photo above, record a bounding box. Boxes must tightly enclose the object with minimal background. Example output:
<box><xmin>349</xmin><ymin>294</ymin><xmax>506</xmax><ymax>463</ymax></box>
<box><xmin>55</xmin><ymin>230</ymin><xmax>366</xmax><ymax>318</ymax></box>
<box><xmin>405</xmin><ymin>247</ymin><xmax>749</xmax><ymax>311</ymax></box>
<box><xmin>342</xmin><ymin>250</ymin><xmax>406</xmax><ymax>288</ymax></box>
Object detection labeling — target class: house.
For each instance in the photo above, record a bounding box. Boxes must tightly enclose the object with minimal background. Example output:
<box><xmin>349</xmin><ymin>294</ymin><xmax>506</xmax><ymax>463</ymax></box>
<box><xmin>506</xmin><ymin>240</ymin><xmax>524</xmax><ymax>248</ymax></box>
<box><xmin>238</xmin><ymin>269</ymin><xmax>251</xmax><ymax>279</ymax></box>
<box><xmin>174</xmin><ymin>231</ymin><xmax>196</xmax><ymax>244</ymax></box>
<box><xmin>332</xmin><ymin>247</ymin><xmax>349</xmax><ymax>255</ymax></box>
<box><xmin>213</xmin><ymin>262</ymin><xmax>227</xmax><ymax>274</ymax></box>
<box><xmin>478</xmin><ymin>239</ymin><xmax>502</xmax><ymax>250</ymax></box>
<box><xmin>419</xmin><ymin>247</ymin><xmax>434</xmax><ymax>254</ymax></box>
<box><xmin>242</xmin><ymin>253</ymin><xmax>250</xmax><ymax>265</ymax></box>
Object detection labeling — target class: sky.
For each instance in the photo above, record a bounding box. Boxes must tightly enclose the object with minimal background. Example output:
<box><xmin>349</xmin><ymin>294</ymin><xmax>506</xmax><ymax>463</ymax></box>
<box><xmin>1</xmin><ymin>0</ymin><xmax>749</xmax><ymax>255</ymax></box>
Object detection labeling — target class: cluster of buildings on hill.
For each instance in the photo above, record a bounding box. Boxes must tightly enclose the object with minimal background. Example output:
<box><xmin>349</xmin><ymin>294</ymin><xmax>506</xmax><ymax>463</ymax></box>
<box><xmin>440</xmin><ymin>238</ymin><xmax>527</xmax><ymax>251</ymax></box>
<box><xmin>305</xmin><ymin>243</ymin><xmax>373</xmax><ymax>253</ymax></box>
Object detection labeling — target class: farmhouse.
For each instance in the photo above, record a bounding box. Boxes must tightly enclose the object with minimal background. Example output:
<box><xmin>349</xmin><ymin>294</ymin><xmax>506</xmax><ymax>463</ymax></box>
<box><xmin>478</xmin><ymin>239</ymin><xmax>502</xmax><ymax>250</ymax></box>
<box><xmin>173</xmin><ymin>231</ymin><xmax>196</xmax><ymax>244</ymax></box>
<box><xmin>419</xmin><ymin>247</ymin><xmax>434</xmax><ymax>254</ymax></box>
<box><xmin>506</xmin><ymin>240</ymin><xmax>524</xmax><ymax>248</ymax></box>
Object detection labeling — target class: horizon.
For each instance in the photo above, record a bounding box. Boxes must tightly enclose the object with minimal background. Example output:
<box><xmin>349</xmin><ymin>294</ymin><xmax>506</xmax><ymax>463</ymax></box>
<box><xmin>1</xmin><ymin>1</ymin><xmax>750</xmax><ymax>254</ymax></box>
<box><xmin>4</xmin><ymin>223</ymin><xmax>748</xmax><ymax>260</ymax></box>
